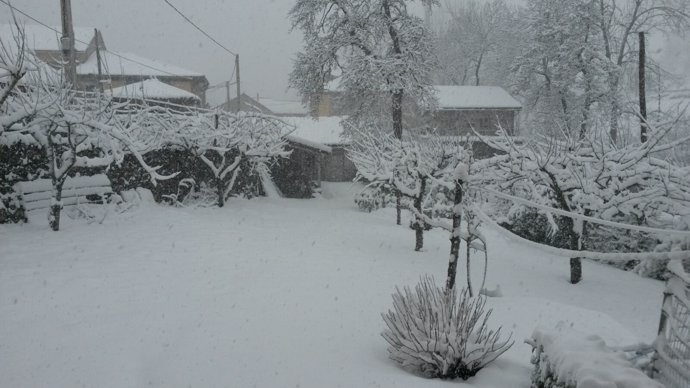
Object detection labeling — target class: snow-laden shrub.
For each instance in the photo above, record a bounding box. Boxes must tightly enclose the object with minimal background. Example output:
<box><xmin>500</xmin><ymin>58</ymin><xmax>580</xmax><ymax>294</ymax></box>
<box><xmin>528</xmin><ymin>325</ymin><xmax>663</xmax><ymax>388</ymax></box>
<box><xmin>381</xmin><ymin>276</ymin><xmax>513</xmax><ymax>380</ymax></box>
<box><xmin>354</xmin><ymin>184</ymin><xmax>395</xmax><ymax>212</ymax></box>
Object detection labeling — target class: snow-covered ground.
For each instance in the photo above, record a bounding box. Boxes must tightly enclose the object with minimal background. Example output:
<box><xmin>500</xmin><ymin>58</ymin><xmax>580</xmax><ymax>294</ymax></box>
<box><xmin>0</xmin><ymin>183</ymin><xmax>664</xmax><ymax>387</ymax></box>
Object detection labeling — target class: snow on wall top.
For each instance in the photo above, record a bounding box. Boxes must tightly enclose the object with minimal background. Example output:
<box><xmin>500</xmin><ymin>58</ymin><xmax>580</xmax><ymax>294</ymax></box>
<box><xmin>77</xmin><ymin>51</ymin><xmax>203</xmax><ymax>77</ymax></box>
<box><xmin>285</xmin><ymin>116</ymin><xmax>348</xmax><ymax>146</ymax></box>
<box><xmin>108</xmin><ymin>79</ymin><xmax>200</xmax><ymax>101</ymax></box>
<box><xmin>434</xmin><ymin>85</ymin><xmax>522</xmax><ymax>110</ymax></box>
<box><xmin>0</xmin><ymin>24</ymin><xmax>95</xmax><ymax>52</ymax></box>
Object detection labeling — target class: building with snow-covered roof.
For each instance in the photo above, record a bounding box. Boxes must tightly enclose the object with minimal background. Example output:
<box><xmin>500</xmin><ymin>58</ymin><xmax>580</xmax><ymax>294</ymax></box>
<box><xmin>285</xmin><ymin>116</ymin><xmax>356</xmax><ymax>182</ymax></box>
<box><xmin>0</xmin><ymin>23</ymin><xmax>209</xmax><ymax>105</ymax></box>
<box><xmin>220</xmin><ymin>93</ymin><xmax>273</xmax><ymax>114</ymax></box>
<box><xmin>258</xmin><ymin>97</ymin><xmax>308</xmax><ymax>117</ymax></box>
<box><xmin>108</xmin><ymin>78</ymin><xmax>201</xmax><ymax>107</ymax></box>
<box><xmin>427</xmin><ymin>85</ymin><xmax>521</xmax><ymax>137</ymax></box>
<box><xmin>0</xmin><ymin>23</ymin><xmax>105</xmax><ymax>71</ymax></box>
<box><xmin>77</xmin><ymin>50</ymin><xmax>209</xmax><ymax>105</ymax></box>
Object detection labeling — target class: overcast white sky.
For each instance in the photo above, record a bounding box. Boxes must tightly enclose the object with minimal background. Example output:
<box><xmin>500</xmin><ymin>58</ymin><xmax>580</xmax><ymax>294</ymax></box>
<box><xmin>2</xmin><ymin>0</ymin><xmax>303</xmax><ymax>105</ymax></box>
<box><xmin>2</xmin><ymin>0</ymin><xmax>688</xmax><ymax>106</ymax></box>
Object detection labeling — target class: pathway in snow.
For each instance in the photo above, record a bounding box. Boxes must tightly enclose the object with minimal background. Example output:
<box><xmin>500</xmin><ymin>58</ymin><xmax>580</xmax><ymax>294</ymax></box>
<box><xmin>0</xmin><ymin>183</ymin><xmax>664</xmax><ymax>387</ymax></box>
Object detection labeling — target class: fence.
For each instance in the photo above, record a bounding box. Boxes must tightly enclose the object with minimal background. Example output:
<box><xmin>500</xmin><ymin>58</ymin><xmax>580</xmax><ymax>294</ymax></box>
<box><xmin>653</xmin><ymin>260</ymin><xmax>690</xmax><ymax>388</ymax></box>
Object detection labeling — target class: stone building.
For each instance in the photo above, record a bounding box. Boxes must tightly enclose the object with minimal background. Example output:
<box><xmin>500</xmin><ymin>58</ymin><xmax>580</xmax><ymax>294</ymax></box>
<box><xmin>428</xmin><ymin>86</ymin><xmax>521</xmax><ymax>136</ymax></box>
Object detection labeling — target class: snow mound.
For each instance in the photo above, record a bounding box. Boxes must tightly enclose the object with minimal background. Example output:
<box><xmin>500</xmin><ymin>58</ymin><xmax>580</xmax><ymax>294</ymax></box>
<box><xmin>528</xmin><ymin>323</ymin><xmax>662</xmax><ymax>388</ymax></box>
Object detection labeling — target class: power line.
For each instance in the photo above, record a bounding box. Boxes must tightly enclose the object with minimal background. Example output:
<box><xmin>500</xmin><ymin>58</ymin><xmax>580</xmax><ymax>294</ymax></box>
<box><xmin>0</xmin><ymin>0</ymin><xmax>193</xmax><ymax>77</ymax></box>
<box><xmin>160</xmin><ymin>0</ymin><xmax>237</xmax><ymax>57</ymax></box>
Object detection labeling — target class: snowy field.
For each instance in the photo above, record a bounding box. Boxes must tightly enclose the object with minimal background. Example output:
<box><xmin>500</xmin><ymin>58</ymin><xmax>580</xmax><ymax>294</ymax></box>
<box><xmin>0</xmin><ymin>183</ymin><xmax>664</xmax><ymax>387</ymax></box>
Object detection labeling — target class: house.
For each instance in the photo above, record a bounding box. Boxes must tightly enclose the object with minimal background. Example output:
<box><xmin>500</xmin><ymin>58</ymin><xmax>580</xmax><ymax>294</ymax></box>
<box><xmin>257</xmin><ymin>97</ymin><xmax>308</xmax><ymax>117</ymax></box>
<box><xmin>0</xmin><ymin>24</ymin><xmax>209</xmax><ymax>106</ymax></box>
<box><xmin>221</xmin><ymin>93</ymin><xmax>273</xmax><ymax>114</ymax></box>
<box><xmin>286</xmin><ymin>116</ymin><xmax>357</xmax><ymax>182</ymax></box>
<box><xmin>429</xmin><ymin>86</ymin><xmax>521</xmax><ymax>136</ymax></box>
<box><xmin>77</xmin><ymin>51</ymin><xmax>209</xmax><ymax>105</ymax></box>
<box><xmin>0</xmin><ymin>24</ymin><xmax>105</xmax><ymax>69</ymax></box>
<box><xmin>108</xmin><ymin>78</ymin><xmax>201</xmax><ymax>107</ymax></box>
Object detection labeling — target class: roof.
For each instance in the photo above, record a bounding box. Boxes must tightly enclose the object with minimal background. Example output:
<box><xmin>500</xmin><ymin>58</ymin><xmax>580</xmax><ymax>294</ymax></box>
<box><xmin>223</xmin><ymin>94</ymin><xmax>273</xmax><ymax>114</ymax></box>
<box><xmin>285</xmin><ymin>116</ymin><xmax>348</xmax><ymax>146</ymax></box>
<box><xmin>77</xmin><ymin>50</ymin><xmax>203</xmax><ymax>77</ymax></box>
<box><xmin>434</xmin><ymin>85</ymin><xmax>522</xmax><ymax>110</ymax></box>
<box><xmin>258</xmin><ymin>98</ymin><xmax>308</xmax><ymax>116</ymax></box>
<box><xmin>108</xmin><ymin>79</ymin><xmax>200</xmax><ymax>101</ymax></box>
<box><xmin>285</xmin><ymin>135</ymin><xmax>332</xmax><ymax>153</ymax></box>
<box><xmin>0</xmin><ymin>24</ymin><xmax>95</xmax><ymax>52</ymax></box>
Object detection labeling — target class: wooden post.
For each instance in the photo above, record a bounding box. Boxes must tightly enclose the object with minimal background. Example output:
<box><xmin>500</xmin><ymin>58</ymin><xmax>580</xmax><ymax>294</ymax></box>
<box><xmin>639</xmin><ymin>32</ymin><xmax>648</xmax><ymax>143</ymax></box>
<box><xmin>60</xmin><ymin>0</ymin><xmax>77</xmax><ymax>87</ymax></box>
<box><xmin>226</xmin><ymin>80</ymin><xmax>231</xmax><ymax>108</ymax></box>
<box><xmin>94</xmin><ymin>29</ymin><xmax>104</xmax><ymax>93</ymax></box>
<box><xmin>235</xmin><ymin>54</ymin><xmax>241</xmax><ymax>112</ymax></box>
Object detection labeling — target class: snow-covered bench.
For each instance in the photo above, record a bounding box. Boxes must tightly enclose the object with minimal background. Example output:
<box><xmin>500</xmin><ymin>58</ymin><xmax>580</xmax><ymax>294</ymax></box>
<box><xmin>13</xmin><ymin>175</ymin><xmax>113</xmax><ymax>212</ymax></box>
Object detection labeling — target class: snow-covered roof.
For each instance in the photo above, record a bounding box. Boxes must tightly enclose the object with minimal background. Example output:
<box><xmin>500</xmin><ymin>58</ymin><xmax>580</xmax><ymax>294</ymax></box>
<box><xmin>0</xmin><ymin>24</ymin><xmax>95</xmax><ymax>51</ymax></box>
<box><xmin>285</xmin><ymin>116</ymin><xmax>348</xmax><ymax>146</ymax></box>
<box><xmin>77</xmin><ymin>51</ymin><xmax>203</xmax><ymax>77</ymax></box>
<box><xmin>285</xmin><ymin>135</ymin><xmax>332</xmax><ymax>153</ymax></box>
<box><xmin>108</xmin><ymin>79</ymin><xmax>200</xmax><ymax>101</ymax></box>
<box><xmin>258</xmin><ymin>98</ymin><xmax>308</xmax><ymax>116</ymax></box>
<box><xmin>434</xmin><ymin>85</ymin><xmax>522</xmax><ymax>110</ymax></box>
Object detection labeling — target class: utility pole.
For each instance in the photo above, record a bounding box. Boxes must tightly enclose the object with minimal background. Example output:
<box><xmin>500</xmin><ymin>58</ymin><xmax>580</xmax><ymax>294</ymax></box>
<box><xmin>225</xmin><ymin>80</ymin><xmax>231</xmax><ymax>108</ymax></box>
<box><xmin>94</xmin><ymin>29</ymin><xmax>104</xmax><ymax>93</ymax></box>
<box><xmin>639</xmin><ymin>31</ymin><xmax>647</xmax><ymax>143</ymax></box>
<box><xmin>235</xmin><ymin>54</ymin><xmax>241</xmax><ymax>112</ymax></box>
<box><xmin>60</xmin><ymin>0</ymin><xmax>77</xmax><ymax>88</ymax></box>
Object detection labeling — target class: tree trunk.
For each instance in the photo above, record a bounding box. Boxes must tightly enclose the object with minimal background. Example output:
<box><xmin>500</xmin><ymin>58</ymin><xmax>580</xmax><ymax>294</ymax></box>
<box><xmin>49</xmin><ymin>180</ymin><xmax>64</xmax><ymax>231</ymax></box>
<box><xmin>392</xmin><ymin>90</ymin><xmax>403</xmax><ymax>140</ymax></box>
<box><xmin>638</xmin><ymin>31</ymin><xmax>647</xmax><ymax>143</ymax></box>
<box><xmin>570</xmin><ymin>257</ymin><xmax>582</xmax><ymax>284</ymax></box>
<box><xmin>413</xmin><ymin>176</ymin><xmax>427</xmax><ymax>252</ymax></box>
<box><xmin>446</xmin><ymin>177</ymin><xmax>464</xmax><ymax>292</ymax></box>
<box><xmin>396</xmin><ymin>191</ymin><xmax>401</xmax><ymax>225</ymax></box>
<box><xmin>216</xmin><ymin>177</ymin><xmax>225</xmax><ymax>207</ymax></box>
<box><xmin>568</xmin><ymin>222</ymin><xmax>582</xmax><ymax>284</ymax></box>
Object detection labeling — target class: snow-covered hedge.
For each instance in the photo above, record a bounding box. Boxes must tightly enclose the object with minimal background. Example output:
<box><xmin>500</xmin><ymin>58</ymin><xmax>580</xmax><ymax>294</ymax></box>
<box><xmin>528</xmin><ymin>325</ymin><xmax>663</xmax><ymax>388</ymax></box>
<box><xmin>381</xmin><ymin>276</ymin><xmax>513</xmax><ymax>380</ymax></box>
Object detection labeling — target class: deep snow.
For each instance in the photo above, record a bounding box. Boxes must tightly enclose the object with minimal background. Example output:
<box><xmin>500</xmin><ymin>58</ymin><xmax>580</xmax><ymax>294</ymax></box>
<box><xmin>0</xmin><ymin>183</ymin><xmax>664</xmax><ymax>387</ymax></box>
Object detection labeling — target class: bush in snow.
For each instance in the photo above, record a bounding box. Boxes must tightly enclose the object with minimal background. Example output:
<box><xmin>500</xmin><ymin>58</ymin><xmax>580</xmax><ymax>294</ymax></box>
<box><xmin>381</xmin><ymin>276</ymin><xmax>513</xmax><ymax>380</ymax></box>
<box><xmin>527</xmin><ymin>325</ymin><xmax>663</xmax><ymax>388</ymax></box>
<box><xmin>354</xmin><ymin>183</ymin><xmax>396</xmax><ymax>213</ymax></box>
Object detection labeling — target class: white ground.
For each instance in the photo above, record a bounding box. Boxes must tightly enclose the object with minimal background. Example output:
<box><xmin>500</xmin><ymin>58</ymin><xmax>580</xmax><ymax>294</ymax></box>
<box><xmin>0</xmin><ymin>183</ymin><xmax>664</xmax><ymax>387</ymax></box>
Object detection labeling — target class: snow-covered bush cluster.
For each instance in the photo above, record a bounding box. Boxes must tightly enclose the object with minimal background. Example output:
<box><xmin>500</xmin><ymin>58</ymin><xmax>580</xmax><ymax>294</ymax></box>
<box><xmin>528</xmin><ymin>324</ymin><xmax>663</xmax><ymax>388</ymax></box>
<box><xmin>354</xmin><ymin>184</ymin><xmax>396</xmax><ymax>213</ymax></box>
<box><xmin>382</xmin><ymin>276</ymin><xmax>513</xmax><ymax>380</ymax></box>
<box><xmin>474</xmin><ymin>119</ymin><xmax>690</xmax><ymax>280</ymax></box>
<box><xmin>0</xmin><ymin>23</ymin><xmax>291</xmax><ymax>229</ymax></box>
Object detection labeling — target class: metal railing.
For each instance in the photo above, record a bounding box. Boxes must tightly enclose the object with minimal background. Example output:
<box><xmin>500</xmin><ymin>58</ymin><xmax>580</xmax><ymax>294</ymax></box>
<box><xmin>653</xmin><ymin>260</ymin><xmax>690</xmax><ymax>388</ymax></box>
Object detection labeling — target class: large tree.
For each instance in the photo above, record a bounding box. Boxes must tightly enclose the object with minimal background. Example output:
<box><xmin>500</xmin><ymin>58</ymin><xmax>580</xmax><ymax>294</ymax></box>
<box><xmin>289</xmin><ymin>0</ymin><xmax>438</xmax><ymax>139</ymax></box>
<box><xmin>512</xmin><ymin>0</ymin><xmax>689</xmax><ymax>142</ymax></box>
<box><xmin>435</xmin><ymin>0</ymin><xmax>521</xmax><ymax>88</ymax></box>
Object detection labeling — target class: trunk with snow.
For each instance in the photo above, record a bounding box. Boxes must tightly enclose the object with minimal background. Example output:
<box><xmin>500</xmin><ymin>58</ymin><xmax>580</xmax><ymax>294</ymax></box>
<box><xmin>215</xmin><ymin>177</ymin><xmax>225</xmax><ymax>207</ymax></box>
<box><xmin>392</xmin><ymin>90</ymin><xmax>403</xmax><ymax>140</ymax></box>
<box><xmin>413</xmin><ymin>175</ymin><xmax>428</xmax><ymax>252</ymax></box>
<box><xmin>446</xmin><ymin>176</ymin><xmax>464</xmax><ymax>292</ymax></box>
<box><xmin>396</xmin><ymin>191</ymin><xmax>402</xmax><ymax>225</ymax></box>
<box><xmin>49</xmin><ymin>179</ymin><xmax>65</xmax><ymax>231</ymax></box>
